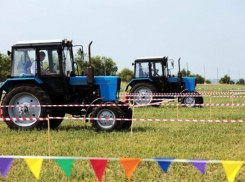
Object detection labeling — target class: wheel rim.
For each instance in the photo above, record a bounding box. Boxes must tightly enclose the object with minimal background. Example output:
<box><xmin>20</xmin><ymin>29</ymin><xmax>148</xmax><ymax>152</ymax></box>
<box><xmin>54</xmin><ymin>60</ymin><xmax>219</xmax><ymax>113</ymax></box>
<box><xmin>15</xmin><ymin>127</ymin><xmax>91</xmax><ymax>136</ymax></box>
<box><xmin>96</xmin><ymin>109</ymin><xmax>116</xmax><ymax>129</ymax></box>
<box><xmin>133</xmin><ymin>86</ymin><xmax>152</xmax><ymax>105</ymax></box>
<box><xmin>183</xmin><ymin>97</ymin><xmax>196</xmax><ymax>105</ymax></box>
<box><xmin>8</xmin><ymin>92</ymin><xmax>41</xmax><ymax>127</ymax></box>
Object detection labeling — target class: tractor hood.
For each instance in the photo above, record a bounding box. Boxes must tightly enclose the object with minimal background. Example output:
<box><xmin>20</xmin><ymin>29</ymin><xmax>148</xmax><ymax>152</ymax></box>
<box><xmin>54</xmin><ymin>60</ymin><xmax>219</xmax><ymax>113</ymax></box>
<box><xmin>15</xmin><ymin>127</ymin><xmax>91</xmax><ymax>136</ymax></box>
<box><xmin>167</xmin><ymin>77</ymin><xmax>196</xmax><ymax>92</ymax></box>
<box><xmin>69</xmin><ymin>76</ymin><xmax>121</xmax><ymax>101</ymax></box>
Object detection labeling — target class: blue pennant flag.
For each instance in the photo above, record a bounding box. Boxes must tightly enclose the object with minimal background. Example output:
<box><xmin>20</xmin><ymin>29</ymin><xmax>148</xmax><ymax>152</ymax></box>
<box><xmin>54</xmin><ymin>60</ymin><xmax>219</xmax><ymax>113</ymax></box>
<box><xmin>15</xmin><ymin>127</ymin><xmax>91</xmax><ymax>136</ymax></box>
<box><xmin>154</xmin><ymin>157</ymin><xmax>174</xmax><ymax>173</ymax></box>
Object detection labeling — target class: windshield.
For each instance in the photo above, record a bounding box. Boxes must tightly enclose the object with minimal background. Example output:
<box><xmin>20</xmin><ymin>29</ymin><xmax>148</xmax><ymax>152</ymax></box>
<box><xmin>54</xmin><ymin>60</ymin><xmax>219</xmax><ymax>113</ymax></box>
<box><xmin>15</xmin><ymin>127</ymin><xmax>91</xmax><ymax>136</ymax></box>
<box><xmin>63</xmin><ymin>46</ymin><xmax>73</xmax><ymax>76</ymax></box>
<box><xmin>11</xmin><ymin>48</ymin><xmax>35</xmax><ymax>77</ymax></box>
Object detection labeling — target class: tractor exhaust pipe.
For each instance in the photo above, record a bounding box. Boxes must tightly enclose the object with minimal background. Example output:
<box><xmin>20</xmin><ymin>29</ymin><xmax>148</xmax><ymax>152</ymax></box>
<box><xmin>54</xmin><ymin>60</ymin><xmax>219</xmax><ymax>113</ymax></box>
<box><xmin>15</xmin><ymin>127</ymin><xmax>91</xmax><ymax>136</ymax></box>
<box><xmin>87</xmin><ymin>41</ymin><xmax>94</xmax><ymax>85</ymax></box>
<box><xmin>178</xmin><ymin>57</ymin><xmax>182</xmax><ymax>84</ymax></box>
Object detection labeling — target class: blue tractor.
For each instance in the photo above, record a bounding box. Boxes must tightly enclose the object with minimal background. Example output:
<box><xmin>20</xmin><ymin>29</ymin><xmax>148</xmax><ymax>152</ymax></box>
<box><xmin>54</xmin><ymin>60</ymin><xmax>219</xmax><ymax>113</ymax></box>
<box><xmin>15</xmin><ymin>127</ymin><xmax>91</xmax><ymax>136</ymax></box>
<box><xmin>0</xmin><ymin>39</ymin><xmax>132</xmax><ymax>131</ymax></box>
<box><xmin>125</xmin><ymin>57</ymin><xmax>203</xmax><ymax>106</ymax></box>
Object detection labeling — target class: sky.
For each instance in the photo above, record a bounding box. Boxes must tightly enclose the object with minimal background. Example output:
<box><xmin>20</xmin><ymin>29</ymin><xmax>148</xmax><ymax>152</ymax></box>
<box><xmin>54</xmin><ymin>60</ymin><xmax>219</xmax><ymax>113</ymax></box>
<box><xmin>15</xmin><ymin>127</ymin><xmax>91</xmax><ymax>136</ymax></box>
<box><xmin>0</xmin><ymin>0</ymin><xmax>244</xmax><ymax>80</ymax></box>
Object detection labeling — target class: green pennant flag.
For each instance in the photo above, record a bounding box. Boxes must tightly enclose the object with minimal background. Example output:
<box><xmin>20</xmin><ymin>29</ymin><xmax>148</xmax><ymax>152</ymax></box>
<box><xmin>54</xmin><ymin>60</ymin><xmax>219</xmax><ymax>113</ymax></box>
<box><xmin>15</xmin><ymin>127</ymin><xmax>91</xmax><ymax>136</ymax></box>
<box><xmin>55</xmin><ymin>159</ymin><xmax>74</xmax><ymax>177</ymax></box>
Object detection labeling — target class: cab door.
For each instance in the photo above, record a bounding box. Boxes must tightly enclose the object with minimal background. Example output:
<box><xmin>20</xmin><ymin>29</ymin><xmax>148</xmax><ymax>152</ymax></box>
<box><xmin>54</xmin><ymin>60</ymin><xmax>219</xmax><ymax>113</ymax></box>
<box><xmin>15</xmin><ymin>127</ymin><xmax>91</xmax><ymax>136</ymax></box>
<box><xmin>150</xmin><ymin>61</ymin><xmax>167</xmax><ymax>90</ymax></box>
<box><xmin>37</xmin><ymin>48</ymin><xmax>66</xmax><ymax>95</ymax></box>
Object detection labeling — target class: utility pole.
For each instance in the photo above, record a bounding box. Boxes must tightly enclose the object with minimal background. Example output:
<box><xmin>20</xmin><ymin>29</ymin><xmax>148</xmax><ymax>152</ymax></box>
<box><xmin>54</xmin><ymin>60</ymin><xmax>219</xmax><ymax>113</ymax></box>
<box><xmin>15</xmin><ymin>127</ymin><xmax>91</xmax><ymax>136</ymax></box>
<box><xmin>203</xmin><ymin>65</ymin><xmax>205</xmax><ymax>84</ymax></box>
<box><xmin>229</xmin><ymin>69</ymin><xmax>230</xmax><ymax>85</ymax></box>
<box><xmin>217</xmin><ymin>67</ymin><xmax>218</xmax><ymax>84</ymax></box>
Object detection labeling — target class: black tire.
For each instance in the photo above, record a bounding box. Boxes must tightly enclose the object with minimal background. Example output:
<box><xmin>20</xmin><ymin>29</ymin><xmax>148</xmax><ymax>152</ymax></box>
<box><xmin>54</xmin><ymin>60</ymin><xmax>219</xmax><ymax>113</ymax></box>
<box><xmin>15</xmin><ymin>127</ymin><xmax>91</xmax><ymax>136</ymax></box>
<box><xmin>130</xmin><ymin>83</ymin><xmax>158</xmax><ymax>106</ymax></box>
<box><xmin>49</xmin><ymin>109</ymin><xmax>65</xmax><ymax>129</ymax></box>
<box><xmin>90</xmin><ymin>106</ymin><xmax>124</xmax><ymax>132</ymax></box>
<box><xmin>120</xmin><ymin>106</ymin><xmax>133</xmax><ymax>129</ymax></box>
<box><xmin>2</xmin><ymin>84</ymin><xmax>51</xmax><ymax>130</ymax></box>
<box><xmin>181</xmin><ymin>92</ymin><xmax>203</xmax><ymax>107</ymax></box>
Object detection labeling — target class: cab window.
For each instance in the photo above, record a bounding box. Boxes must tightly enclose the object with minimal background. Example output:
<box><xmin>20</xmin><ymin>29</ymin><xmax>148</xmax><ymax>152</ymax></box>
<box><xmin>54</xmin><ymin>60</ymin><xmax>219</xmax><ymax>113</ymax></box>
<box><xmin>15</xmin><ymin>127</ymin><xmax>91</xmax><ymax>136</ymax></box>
<box><xmin>39</xmin><ymin>49</ymin><xmax>60</xmax><ymax>75</ymax></box>
<box><xmin>151</xmin><ymin>62</ymin><xmax>163</xmax><ymax>77</ymax></box>
<box><xmin>11</xmin><ymin>48</ymin><xmax>35</xmax><ymax>77</ymax></box>
<box><xmin>135</xmin><ymin>62</ymin><xmax>149</xmax><ymax>78</ymax></box>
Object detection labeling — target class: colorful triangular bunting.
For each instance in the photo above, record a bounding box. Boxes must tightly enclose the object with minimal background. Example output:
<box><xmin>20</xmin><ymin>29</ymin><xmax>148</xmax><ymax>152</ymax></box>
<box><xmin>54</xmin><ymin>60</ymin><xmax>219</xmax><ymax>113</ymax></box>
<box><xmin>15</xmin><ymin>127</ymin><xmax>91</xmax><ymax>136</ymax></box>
<box><xmin>55</xmin><ymin>159</ymin><xmax>74</xmax><ymax>177</ymax></box>
<box><xmin>222</xmin><ymin>161</ymin><xmax>243</xmax><ymax>182</ymax></box>
<box><xmin>90</xmin><ymin>159</ymin><xmax>108</xmax><ymax>182</ymax></box>
<box><xmin>24</xmin><ymin>158</ymin><xmax>43</xmax><ymax>179</ymax></box>
<box><xmin>190</xmin><ymin>159</ymin><xmax>207</xmax><ymax>175</ymax></box>
<box><xmin>154</xmin><ymin>158</ymin><xmax>173</xmax><ymax>173</ymax></box>
<box><xmin>119</xmin><ymin>158</ymin><xmax>141</xmax><ymax>180</ymax></box>
<box><xmin>0</xmin><ymin>158</ymin><xmax>13</xmax><ymax>178</ymax></box>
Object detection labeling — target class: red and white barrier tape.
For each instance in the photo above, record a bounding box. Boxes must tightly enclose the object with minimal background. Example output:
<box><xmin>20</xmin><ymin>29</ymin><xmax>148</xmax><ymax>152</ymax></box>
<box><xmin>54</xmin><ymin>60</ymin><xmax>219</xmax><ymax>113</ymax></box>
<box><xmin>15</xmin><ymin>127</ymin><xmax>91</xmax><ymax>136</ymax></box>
<box><xmin>0</xmin><ymin>103</ymin><xmax>130</xmax><ymax>108</ymax></box>
<box><xmin>123</xmin><ymin>95</ymin><xmax>245</xmax><ymax>98</ymax></box>
<box><xmin>1</xmin><ymin>117</ymin><xmax>245</xmax><ymax>123</ymax></box>
<box><xmin>159</xmin><ymin>103</ymin><xmax>245</xmax><ymax>107</ymax></box>
<box><xmin>1</xmin><ymin>102</ymin><xmax>245</xmax><ymax>108</ymax></box>
<box><xmin>121</xmin><ymin>93</ymin><xmax>202</xmax><ymax>96</ymax></box>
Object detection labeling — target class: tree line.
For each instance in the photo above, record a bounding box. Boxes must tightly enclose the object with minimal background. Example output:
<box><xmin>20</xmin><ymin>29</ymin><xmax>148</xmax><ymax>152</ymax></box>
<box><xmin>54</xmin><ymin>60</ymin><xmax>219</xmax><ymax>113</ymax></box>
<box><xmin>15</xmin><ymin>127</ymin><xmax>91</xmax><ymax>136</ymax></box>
<box><xmin>0</xmin><ymin>51</ymin><xmax>244</xmax><ymax>85</ymax></box>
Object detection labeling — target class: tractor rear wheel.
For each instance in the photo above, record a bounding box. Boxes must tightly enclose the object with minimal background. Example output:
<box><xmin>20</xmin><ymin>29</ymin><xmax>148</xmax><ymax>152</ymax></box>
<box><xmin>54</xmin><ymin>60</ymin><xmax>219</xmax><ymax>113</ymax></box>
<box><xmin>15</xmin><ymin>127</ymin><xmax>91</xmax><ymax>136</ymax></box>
<box><xmin>2</xmin><ymin>85</ymin><xmax>51</xmax><ymax>130</ymax></box>
<box><xmin>90</xmin><ymin>106</ymin><xmax>124</xmax><ymax>132</ymax></box>
<box><xmin>130</xmin><ymin>83</ymin><xmax>158</xmax><ymax>105</ymax></box>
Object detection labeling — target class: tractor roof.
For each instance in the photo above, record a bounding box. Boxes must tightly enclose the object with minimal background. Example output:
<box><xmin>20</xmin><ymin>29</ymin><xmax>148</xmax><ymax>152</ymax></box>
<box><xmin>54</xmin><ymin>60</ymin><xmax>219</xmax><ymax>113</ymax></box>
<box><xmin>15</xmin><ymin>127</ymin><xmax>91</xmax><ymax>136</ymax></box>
<box><xmin>135</xmin><ymin>56</ymin><xmax>168</xmax><ymax>62</ymax></box>
<box><xmin>13</xmin><ymin>39</ymin><xmax>72</xmax><ymax>47</ymax></box>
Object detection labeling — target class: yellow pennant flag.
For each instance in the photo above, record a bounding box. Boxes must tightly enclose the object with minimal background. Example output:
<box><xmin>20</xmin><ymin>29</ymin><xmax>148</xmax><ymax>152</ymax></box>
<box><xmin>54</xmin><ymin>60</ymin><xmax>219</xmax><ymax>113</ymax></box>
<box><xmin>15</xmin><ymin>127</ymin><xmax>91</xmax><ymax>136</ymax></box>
<box><xmin>24</xmin><ymin>158</ymin><xmax>43</xmax><ymax>179</ymax></box>
<box><xmin>222</xmin><ymin>161</ymin><xmax>243</xmax><ymax>182</ymax></box>
<box><xmin>119</xmin><ymin>158</ymin><xmax>141</xmax><ymax>180</ymax></box>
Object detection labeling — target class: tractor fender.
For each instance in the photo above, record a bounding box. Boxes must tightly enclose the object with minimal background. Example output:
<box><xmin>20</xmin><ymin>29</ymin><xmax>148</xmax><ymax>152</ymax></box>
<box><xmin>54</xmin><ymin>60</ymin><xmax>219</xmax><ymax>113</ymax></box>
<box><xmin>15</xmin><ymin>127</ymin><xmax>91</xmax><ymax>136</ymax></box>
<box><xmin>0</xmin><ymin>78</ymin><xmax>43</xmax><ymax>99</ymax></box>
<box><xmin>125</xmin><ymin>78</ymin><xmax>153</xmax><ymax>91</ymax></box>
<box><xmin>85</xmin><ymin>97</ymin><xmax>104</xmax><ymax>122</ymax></box>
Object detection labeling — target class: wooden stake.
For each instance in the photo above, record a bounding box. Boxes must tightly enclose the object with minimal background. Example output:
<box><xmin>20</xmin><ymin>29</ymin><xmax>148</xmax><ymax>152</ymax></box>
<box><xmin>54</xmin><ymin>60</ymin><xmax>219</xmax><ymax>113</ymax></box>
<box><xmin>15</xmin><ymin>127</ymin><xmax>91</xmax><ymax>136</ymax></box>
<box><xmin>47</xmin><ymin>114</ymin><xmax>51</xmax><ymax>162</ymax></box>
<box><xmin>232</xmin><ymin>93</ymin><xmax>234</xmax><ymax>109</ymax></box>
<box><xmin>130</xmin><ymin>100</ymin><xmax>135</xmax><ymax>137</ymax></box>
<box><xmin>177</xmin><ymin>96</ymin><xmax>179</xmax><ymax>120</ymax></box>
<box><xmin>210</xmin><ymin>94</ymin><xmax>212</xmax><ymax>118</ymax></box>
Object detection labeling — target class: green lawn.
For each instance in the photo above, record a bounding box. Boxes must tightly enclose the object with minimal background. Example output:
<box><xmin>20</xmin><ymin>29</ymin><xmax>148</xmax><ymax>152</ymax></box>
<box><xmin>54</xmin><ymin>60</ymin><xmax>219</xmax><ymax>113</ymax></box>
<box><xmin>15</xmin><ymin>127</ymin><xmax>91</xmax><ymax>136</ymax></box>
<box><xmin>1</xmin><ymin>84</ymin><xmax>245</xmax><ymax>181</ymax></box>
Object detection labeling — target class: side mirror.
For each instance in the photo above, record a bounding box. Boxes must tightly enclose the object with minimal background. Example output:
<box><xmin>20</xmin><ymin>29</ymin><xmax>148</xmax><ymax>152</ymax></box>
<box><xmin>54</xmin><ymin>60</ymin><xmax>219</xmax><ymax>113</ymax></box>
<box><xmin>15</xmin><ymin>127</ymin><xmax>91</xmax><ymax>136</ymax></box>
<box><xmin>168</xmin><ymin>59</ymin><xmax>174</xmax><ymax>70</ymax></box>
<box><xmin>132</xmin><ymin>62</ymin><xmax>135</xmax><ymax>66</ymax></box>
<box><xmin>7</xmin><ymin>51</ymin><xmax>11</xmax><ymax>56</ymax></box>
<box><xmin>79</xmin><ymin>48</ymin><xmax>84</xmax><ymax>61</ymax></box>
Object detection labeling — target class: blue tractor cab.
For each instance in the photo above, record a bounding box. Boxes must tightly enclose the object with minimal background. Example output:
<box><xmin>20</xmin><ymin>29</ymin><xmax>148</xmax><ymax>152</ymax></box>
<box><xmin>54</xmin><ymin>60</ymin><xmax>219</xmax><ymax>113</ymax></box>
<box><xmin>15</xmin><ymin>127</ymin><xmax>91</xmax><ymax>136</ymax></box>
<box><xmin>125</xmin><ymin>57</ymin><xmax>203</xmax><ymax>106</ymax></box>
<box><xmin>0</xmin><ymin>39</ymin><xmax>132</xmax><ymax>131</ymax></box>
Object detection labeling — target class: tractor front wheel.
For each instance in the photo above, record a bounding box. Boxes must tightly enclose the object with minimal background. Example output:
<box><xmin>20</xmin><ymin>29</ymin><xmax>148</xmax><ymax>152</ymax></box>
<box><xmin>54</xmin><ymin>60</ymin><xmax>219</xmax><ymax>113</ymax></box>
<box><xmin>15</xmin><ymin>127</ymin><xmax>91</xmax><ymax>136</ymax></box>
<box><xmin>2</xmin><ymin>85</ymin><xmax>51</xmax><ymax>130</ymax></box>
<box><xmin>90</xmin><ymin>106</ymin><xmax>124</xmax><ymax>132</ymax></box>
<box><xmin>120</xmin><ymin>106</ymin><xmax>133</xmax><ymax>130</ymax></box>
<box><xmin>181</xmin><ymin>93</ymin><xmax>203</xmax><ymax>107</ymax></box>
<box><xmin>48</xmin><ymin>109</ymin><xmax>65</xmax><ymax>129</ymax></box>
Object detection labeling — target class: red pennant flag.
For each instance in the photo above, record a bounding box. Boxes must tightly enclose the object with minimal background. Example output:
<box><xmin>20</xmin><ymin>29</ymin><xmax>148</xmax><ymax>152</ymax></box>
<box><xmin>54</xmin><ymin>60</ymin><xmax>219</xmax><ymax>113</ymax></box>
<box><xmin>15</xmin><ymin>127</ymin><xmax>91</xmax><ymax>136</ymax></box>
<box><xmin>120</xmin><ymin>158</ymin><xmax>141</xmax><ymax>180</ymax></box>
<box><xmin>90</xmin><ymin>159</ymin><xmax>108</xmax><ymax>182</ymax></box>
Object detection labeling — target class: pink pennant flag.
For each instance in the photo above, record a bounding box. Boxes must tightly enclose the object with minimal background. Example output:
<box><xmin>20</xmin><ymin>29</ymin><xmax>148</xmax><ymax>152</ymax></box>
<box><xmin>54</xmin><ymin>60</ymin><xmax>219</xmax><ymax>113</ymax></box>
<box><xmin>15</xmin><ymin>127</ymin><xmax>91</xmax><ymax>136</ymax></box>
<box><xmin>90</xmin><ymin>159</ymin><xmax>108</xmax><ymax>182</ymax></box>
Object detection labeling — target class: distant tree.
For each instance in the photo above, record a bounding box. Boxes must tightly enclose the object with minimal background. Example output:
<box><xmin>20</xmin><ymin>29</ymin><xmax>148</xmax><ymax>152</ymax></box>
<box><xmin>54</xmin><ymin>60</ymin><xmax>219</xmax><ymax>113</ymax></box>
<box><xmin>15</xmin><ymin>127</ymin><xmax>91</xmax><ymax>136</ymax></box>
<box><xmin>236</xmin><ymin>78</ymin><xmax>245</xmax><ymax>85</ymax></box>
<box><xmin>230</xmin><ymin>80</ymin><xmax>235</xmax><ymax>84</ymax></box>
<box><xmin>181</xmin><ymin>68</ymin><xmax>191</xmax><ymax>77</ymax></box>
<box><xmin>205</xmin><ymin>79</ymin><xmax>212</xmax><ymax>84</ymax></box>
<box><xmin>0</xmin><ymin>52</ymin><xmax>11</xmax><ymax>81</ymax></box>
<box><xmin>118</xmin><ymin>68</ymin><xmax>134</xmax><ymax>82</ymax></box>
<box><xmin>190</xmin><ymin>74</ymin><xmax>205</xmax><ymax>84</ymax></box>
<box><xmin>74</xmin><ymin>52</ymin><xmax>118</xmax><ymax>76</ymax></box>
<box><xmin>219</xmin><ymin>74</ymin><xmax>231</xmax><ymax>84</ymax></box>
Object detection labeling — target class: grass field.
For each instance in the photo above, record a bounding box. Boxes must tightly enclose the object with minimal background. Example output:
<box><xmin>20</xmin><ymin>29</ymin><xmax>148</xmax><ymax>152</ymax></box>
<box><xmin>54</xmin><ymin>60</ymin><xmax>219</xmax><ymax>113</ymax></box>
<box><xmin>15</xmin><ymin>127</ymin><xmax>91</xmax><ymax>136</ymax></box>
<box><xmin>1</xmin><ymin>84</ymin><xmax>245</xmax><ymax>181</ymax></box>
